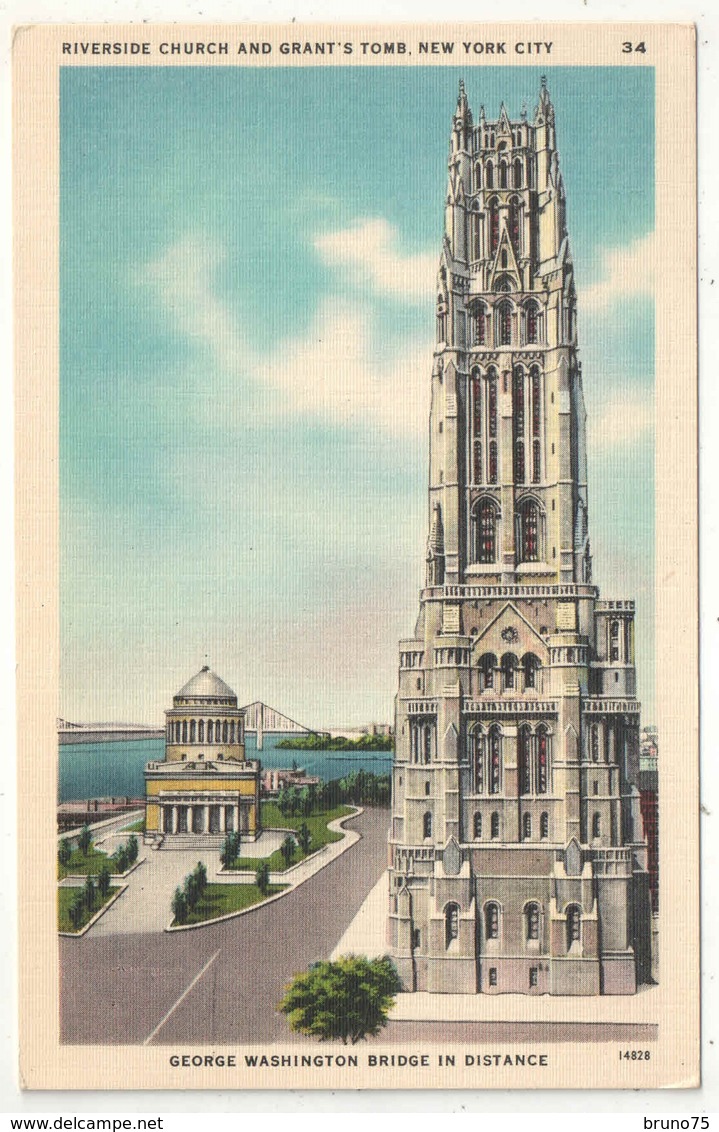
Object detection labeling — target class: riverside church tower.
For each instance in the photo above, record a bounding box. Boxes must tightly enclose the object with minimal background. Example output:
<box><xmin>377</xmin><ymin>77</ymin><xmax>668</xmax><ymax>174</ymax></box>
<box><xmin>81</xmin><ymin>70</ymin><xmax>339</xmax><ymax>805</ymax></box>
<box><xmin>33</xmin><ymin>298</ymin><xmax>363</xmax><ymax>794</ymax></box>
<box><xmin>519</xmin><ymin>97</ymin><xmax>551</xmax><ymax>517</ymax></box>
<box><xmin>387</xmin><ymin>80</ymin><xmax>653</xmax><ymax>995</ymax></box>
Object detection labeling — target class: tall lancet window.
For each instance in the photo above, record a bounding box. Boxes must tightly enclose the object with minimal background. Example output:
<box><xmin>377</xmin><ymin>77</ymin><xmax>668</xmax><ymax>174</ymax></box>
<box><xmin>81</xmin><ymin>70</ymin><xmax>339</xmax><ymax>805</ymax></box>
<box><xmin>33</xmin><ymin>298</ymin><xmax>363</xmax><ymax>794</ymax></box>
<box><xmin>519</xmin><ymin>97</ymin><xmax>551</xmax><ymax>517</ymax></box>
<box><xmin>513</xmin><ymin>368</ymin><xmax>526</xmax><ymax>484</ymax></box>
<box><xmin>518</xmin><ymin>727</ymin><xmax>531</xmax><ymax>795</ymax></box>
<box><xmin>517</xmin><ymin>499</ymin><xmax>541</xmax><ymax>562</ymax></box>
<box><xmin>486</xmin><ymin>161</ymin><xmax>494</xmax><ymax>189</ymax></box>
<box><xmin>489</xmin><ymin>198</ymin><xmax>499</xmax><ymax>253</ymax></box>
<box><xmin>537</xmin><ymin>726</ymin><xmax>549</xmax><ymax>794</ymax></box>
<box><xmin>471</xmin><ymin>370</ymin><xmax>483</xmax><ymax>483</ymax></box>
<box><xmin>526</xmin><ymin>301</ymin><xmax>540</xmax><ymax>344</ymax></box>
<box><xmin>474</xmin><ymin>162</ymin><xmax>482</xmax><ymax>191</ymax></box>
<box><xmin>470</xmin><ymin>204</ymin><xmax>481</xmax><ymax>262</ymax></box>
<box><xmin>473</xmin><ymin>304</ymin><xmax>487</xmax><ymax>346</ymax></box>
<box><xmin>487</xmin><ymin>369</ymin><xmax>498</xmax><ymax>484</ymax></box>
<box><xmin>474</xmin><ymin>498</ymin><xmax>497</xmax><ymax>563</ymax></box>
<box><xmin>513</xmin><ymin>158</ymin><xmax>523</xmax><ymax>189</ymax></box>
<box><xmin>489</xmin><ymin>726</ymin><xmax>502</xmax><ymax>794</ymax></box>
<box><xmin>509</xmin><ymin>197</ymin><xmax>521</xmax><ymax>255</ymax></box>
<box><xmin>497</xmin><ymin>301</ymin><xmax>512</xmax><ymax>346</ymax></box>
<box><xmin>531</xmin><ymin>366</ymin><xmax>542</xmax><ymax>483</ymax></box>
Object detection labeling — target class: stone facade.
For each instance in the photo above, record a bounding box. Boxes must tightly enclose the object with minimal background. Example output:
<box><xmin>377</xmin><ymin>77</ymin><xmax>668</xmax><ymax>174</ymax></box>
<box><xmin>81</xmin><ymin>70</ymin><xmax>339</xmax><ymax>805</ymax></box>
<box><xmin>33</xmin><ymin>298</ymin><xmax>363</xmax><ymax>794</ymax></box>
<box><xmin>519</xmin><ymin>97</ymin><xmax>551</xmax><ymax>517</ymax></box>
<box><xmin>387</xmin><ymin>81</ymin><xmax>653</xmax><ymax>995</ymax></box>
<box><xmin>145</xmin><ymin>666</ymin><xmax>261</xmax><ymax>846</ymax></box>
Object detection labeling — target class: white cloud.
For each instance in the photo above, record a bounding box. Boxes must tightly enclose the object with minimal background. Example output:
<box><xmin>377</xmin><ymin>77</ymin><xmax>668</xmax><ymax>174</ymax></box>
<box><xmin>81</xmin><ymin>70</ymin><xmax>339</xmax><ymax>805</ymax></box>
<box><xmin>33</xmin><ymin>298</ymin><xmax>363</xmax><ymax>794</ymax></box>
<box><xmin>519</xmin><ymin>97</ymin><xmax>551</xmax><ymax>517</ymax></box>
<box><xmin>580</xmin><ymin>231</ymin><xmax>655</xmax><ymax>311</ymax></box>
<box><xmin>137</xmin><ymin>232</ymin><xmax>433</xmax><ymax>439</ymax></box>
<box><xmin>313</xmin><ymin>218</ymin><xmax>437</xmax><ymax>302</ymax></box>
<box><xmin>588</xmin><ymin>387</ymin><xmax>654</xmax><ymax>450</ymax></box>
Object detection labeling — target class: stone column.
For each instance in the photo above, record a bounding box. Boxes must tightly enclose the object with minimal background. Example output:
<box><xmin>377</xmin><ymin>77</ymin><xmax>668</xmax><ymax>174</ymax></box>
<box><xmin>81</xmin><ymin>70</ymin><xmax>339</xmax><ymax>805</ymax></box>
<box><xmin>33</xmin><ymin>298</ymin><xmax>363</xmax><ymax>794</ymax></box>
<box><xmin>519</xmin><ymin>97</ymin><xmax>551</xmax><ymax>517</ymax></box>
<box><xmin>219</xmin><ymin>805</ymin><xmax>226</xmax><ymax>833</ymax></box>
<box><xmin>172</xmin><ymin>805</ymin><xmax>178</xmax><ymax>833</ymax></box>
<box><xmin>204</xmin><ymin>805</ymin><xmax>210</xmax><ymax>833</ymax></box>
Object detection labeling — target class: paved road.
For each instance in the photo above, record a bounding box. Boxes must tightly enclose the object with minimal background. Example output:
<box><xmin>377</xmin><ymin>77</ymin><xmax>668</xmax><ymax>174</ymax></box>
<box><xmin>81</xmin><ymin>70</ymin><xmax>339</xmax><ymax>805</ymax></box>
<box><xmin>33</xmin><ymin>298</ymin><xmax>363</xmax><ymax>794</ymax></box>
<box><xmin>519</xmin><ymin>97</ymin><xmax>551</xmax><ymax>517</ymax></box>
<box><xmin>60</xmin><ymin>806</ymin><xmax>391</xmax><ymax>1045</ymax></box>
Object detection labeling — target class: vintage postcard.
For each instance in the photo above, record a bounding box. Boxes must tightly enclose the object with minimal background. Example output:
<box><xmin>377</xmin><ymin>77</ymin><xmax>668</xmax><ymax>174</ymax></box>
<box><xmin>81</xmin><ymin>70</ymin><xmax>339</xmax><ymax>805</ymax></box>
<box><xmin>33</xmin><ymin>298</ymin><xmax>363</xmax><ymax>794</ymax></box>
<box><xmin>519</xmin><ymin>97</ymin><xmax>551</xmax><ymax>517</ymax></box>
<box><xmin>14</xmin><ymin>22</ymin><xmax>698</xmax><ymax>1090</ymax></box>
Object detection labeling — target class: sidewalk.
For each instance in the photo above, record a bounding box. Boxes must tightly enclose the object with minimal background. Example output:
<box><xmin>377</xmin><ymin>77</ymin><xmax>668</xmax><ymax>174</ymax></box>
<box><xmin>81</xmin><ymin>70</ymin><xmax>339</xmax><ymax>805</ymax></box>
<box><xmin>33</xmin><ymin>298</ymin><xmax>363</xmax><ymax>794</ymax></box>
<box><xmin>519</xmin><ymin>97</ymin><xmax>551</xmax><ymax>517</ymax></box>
<box><xmin>332</xmin><ymin>869</ymin><xmax>662</xmax><ymax>1024</ymax></box>
<box><xmin>79</xmin><ymin>810</ymin><xmax>361</xmax><ymax>935</ymax></box>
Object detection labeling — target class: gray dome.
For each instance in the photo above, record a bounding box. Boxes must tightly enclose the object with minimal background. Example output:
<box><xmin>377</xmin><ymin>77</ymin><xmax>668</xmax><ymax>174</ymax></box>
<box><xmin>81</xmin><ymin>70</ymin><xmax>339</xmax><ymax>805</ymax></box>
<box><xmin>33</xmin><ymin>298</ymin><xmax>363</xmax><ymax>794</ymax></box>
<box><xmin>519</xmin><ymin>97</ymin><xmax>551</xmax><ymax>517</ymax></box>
<box><xmin>174</xmin><ymin>666</ymin><xmax>237</xmax><ymax>705</ymax></box>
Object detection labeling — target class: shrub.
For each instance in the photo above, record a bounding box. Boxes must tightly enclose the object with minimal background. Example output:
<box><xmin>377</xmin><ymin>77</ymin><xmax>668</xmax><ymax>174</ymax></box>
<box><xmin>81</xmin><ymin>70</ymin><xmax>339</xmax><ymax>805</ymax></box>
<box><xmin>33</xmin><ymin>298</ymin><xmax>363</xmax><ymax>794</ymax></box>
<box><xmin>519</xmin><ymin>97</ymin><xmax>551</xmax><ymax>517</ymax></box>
<box><xmin>172</xmin><ymin>886</ymin><xmax>188</xmax><ymax>925</ymax></box>
<box><xmin>97</xmin><ymin>863</ymin><xmax>111</xmax><ymax>898</ymax></box>
<box><xmin>83</xmin><ymin>875</ymin><xmax>96</xmax><ymax>913</ymax></box>
<box><xmin>256</xmin><ymin>860</ymin><xmax>270</xmax><ymax>895</ymax></box>
<box><xmin>69</xmin><ymin>896</ymin><xmax>85</xmax><ymax>930</ymax></box>
<box><xmin>280</xmin><ymin>835</ymin><xmax>296</xmax><ymax>867</ymax></box>
<box><xmin>297</xmin><ymin>822</ymin><xmax>311</xmax><ymax>855</ymax></box>
<box><xmin>77</xmin><ymin>824</ymin><xmax>93</xmax><ymax>857</ymax></box>
<box><xmin>58</xmin><ymin>839</ymin><xmax>72</xmax><ymax>868</ymax></box>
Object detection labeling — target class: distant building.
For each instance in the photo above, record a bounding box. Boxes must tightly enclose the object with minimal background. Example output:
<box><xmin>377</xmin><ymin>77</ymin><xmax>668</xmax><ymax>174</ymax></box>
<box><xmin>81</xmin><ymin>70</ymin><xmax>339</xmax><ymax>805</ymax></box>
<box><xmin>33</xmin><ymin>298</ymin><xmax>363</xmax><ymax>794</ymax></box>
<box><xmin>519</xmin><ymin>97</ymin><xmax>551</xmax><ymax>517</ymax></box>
<box><xmin>262</xmin><ymin>768</ymin><xmax>322</xmax><ymax>797</ymax></box>
<box><xmin>144</xmin><ymin>666</ymin><xmax>261</xmax><ymax>846</ymax></box>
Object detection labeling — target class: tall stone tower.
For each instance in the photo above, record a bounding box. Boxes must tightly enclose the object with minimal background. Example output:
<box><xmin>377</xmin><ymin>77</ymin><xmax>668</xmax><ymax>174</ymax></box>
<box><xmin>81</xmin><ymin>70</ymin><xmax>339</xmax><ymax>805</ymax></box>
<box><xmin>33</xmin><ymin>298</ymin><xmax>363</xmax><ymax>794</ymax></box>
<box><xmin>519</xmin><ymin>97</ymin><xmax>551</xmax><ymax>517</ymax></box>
<box><xmin>387</xmin><ymin>80</ymin><xmax>653</xmax><ymax>996</ymax></box>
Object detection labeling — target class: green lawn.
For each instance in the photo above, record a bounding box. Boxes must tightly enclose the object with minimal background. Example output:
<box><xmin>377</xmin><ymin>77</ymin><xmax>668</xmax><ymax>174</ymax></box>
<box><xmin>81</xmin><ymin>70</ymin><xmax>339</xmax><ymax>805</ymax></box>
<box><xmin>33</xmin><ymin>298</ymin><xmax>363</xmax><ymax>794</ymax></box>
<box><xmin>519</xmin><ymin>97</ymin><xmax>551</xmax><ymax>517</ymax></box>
<box><xmin>57</xmin><ymin>846</ymin><xmax>113</xmax><ymax>879</ymax></box>
<box><xmin>174</xmin><ymin>883</ymin><xmax>286</xmax><ymax>926</ymax></box>
<box><xmin>123</xmin><ymin>819</ymin><xmax>145</xmax><ymax>833</ymax></box>
<box><xmin>227</xmin><ymin>803</ymin><xmax>354</xmax><ymax>872</ymax></box>
<box><xmin>58</xmin><ymin>885</ymin><xmax>119</xmax><ymax>933</ymax></box>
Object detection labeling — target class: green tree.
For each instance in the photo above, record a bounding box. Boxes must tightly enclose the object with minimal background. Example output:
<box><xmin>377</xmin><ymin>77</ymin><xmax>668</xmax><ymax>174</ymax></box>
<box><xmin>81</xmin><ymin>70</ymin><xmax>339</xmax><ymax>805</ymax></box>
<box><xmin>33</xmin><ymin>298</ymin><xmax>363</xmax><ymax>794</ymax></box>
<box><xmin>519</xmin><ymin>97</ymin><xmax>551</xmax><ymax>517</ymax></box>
<box><xmin>279</xmin><ymin>955</ymin><xmax>402</xmax><ymax>1045</ymax></box>
<box><xmin>194</xmin><ymin>861</ymin><xmax>208</xmax><ymax>894</ymax></box>
<box><xmin>280</xmin><ymin>835</ymin><xmax>296</xmax><ymax>867</ymax></box>
<box><xmin>69</xmin><ymin>895</ymin><xmax>85</xmax><ymax>931</ymax></box>
<box><xmin>83</xmin><ymin>875</ymin><xmax>96</xmax><ymax>913</ymax></box>
<box><xmin>256</xmin><ymin>859</ymin><xmax>270</xmax><ymax>895</ymax></box>
<box><xmin>77</xmin><ymin>824</ymin><xmax>93</xmax><ymax>857</ymax></box>
<box><xmin>97</xmin><ymin>863</ymin><xmax>111</xmax><ymax>898</ymax></box>
<box><xmin>172</xmin><ymin>886</ymin><xmax>188</xmax><ymax>925</ymax></box>
<box><xmin>126</xmin><ymin>834</ymin><xmax>139</xmax><ymax>864</ymax></box>
<box><xmin>58</xmin><ymin>838</ymin><xmax>72</xmax><ymax>869</ymax></box>
<box><xmin>297</xmin><ymin>822</ymin><xmax>311</xmax><ymax>855</ymax></box>
<box><xmin>220</xmin><ymin>832</ymin><xmax>237</xmax><ymax>868</ymax></box>
<box><xmin>113</xmin><ymin>845</ymin><xmax>128</xmax><ymax>874</ymax></box>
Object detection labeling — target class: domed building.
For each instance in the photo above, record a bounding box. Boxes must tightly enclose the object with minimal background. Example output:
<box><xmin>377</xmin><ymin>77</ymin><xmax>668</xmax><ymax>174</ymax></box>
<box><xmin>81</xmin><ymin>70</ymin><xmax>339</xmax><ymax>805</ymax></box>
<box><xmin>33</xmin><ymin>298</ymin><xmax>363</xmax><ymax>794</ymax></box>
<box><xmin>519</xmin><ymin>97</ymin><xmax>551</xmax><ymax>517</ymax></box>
<box><xmin>144</xmin><ymin>666</ymin><xmax>261</xmax><ymax>847</ymax></box>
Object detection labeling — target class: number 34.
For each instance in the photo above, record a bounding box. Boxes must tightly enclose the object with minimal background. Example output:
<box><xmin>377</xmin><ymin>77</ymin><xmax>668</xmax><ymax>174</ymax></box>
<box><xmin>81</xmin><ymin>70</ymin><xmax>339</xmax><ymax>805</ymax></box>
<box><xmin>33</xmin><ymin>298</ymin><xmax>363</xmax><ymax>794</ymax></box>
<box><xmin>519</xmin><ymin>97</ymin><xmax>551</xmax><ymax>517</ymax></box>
<box><xmin>622</xmin><ymin>42</ymin><xmax>647</xmax><ymax>52</ymax></box>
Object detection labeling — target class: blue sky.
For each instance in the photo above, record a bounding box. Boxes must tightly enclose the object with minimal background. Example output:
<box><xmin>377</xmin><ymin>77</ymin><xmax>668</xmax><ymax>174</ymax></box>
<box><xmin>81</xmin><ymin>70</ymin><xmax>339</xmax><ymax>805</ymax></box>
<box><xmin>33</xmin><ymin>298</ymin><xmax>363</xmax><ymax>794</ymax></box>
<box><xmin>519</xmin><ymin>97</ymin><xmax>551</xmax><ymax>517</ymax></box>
<box><xmin>60</xmin><ymin>65</ymin><xmax>655</xmax><ymax>726</ymax></box>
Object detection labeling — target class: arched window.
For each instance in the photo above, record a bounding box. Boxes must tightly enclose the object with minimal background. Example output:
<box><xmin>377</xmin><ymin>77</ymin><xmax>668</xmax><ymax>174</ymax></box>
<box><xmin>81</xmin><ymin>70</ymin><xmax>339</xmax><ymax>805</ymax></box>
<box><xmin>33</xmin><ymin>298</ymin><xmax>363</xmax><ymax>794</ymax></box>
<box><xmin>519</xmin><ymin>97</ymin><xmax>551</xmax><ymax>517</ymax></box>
<box><xmin>487</xmin><ymin>368</ymin><xmax>498</xmax><ymax>483</ymax></box>
<box><xmin>509</xmin><ymin>197</ymin><xmax>521</xmax><ymax>254</ymax></box>
<box><xmin>489</xmin><ymin>727</ymin><xmax>502</xmax><ymax>794</ymax></box>
<box><xmin>471</xmin><ymin>727</ymin><xmax>486</xmax><ymax>792</ymax></box>
<box><xmin>592</xmin><ymin>812</ymin><xmax>601</xmax><ymax>839</ymax></box>
<box><xmin>424</xmin><ymin>725</ymin><xmax>433</xmax><ymax>764</ymax></box>
<box><xmin>190</xmin><ymin>719</ymin><xmax>196</xmax><ymax>743</ymax></box>
<box><xmin>590</xmin><ymin>724</ymin><xmax>599</xmax><ymax>762</ymax></box>
<box><xmin>470</xmin><ymin>203</ymin><xmax>482</xmax><ymax>262</ymax></box>
<box><xmin>540</xmin><ymin>811</ymin><xmax>549</xmax><ymax>839</ymax></box>
<box><xmin>423</xmin><ymin>811</ymin><xmax>433</xmax><ymax>839</ymax></box>
<box><xmin>479</xmin><ymin>653</ymin><xmax>496</xmax><ymax>691</ymax></box>
<box><xmin>471</xmin><ymin>305</ymin><xmax>484</xmax><ymax>348</ymax></box>
<box><xmin>522</xmin><ymin>653</ymin><xmax>540</xmax><ymax>690</ymax></box>
<box><xmin>489</xmin><ymin>197</ymin><xmax>499</xmax><ymax>252</ymax></box>
<box><xmin>610</xmin><ymin>619</ymin><xmax>620</xmax><ymax>661</ymax></box>
<box><xmin>499</xmin><ymin>161</ymin><xmax>508</xmax><ymax>188</ymax></box>
<box><xmin>198</xmin><ymin>719</ymin><xmax>205</xmax><ymax>743</ymax></box>
<box><xmin>445</xmin><ymin>903</ymin><xmax>460</xmax><ymax>946</ymax></box>
<box><xmin>216</xmin><ymin>719</ymin><xmax>222</xmax><ymax>741</ymax></box>
<box><xmin>523</xmin><ymin>812</ymin><xmax>532</xmax><ymax>840</ymax></box>
<box><xmin>207</xmin><ymin>719</ymin><xmax>214</xmax><ymax>743</ymax></box>
<box><xmin>230</xmin><ymin>720</ymin><xmax>235</xmax><ymax>743</ymax></box>
<box><xmin>513</xmin><ymin>367</ymin><xmax>526</xmax><ymax>484</ymax></box>
<box><xmin>497</xmin><ymin>300</ymin><xmax>512</xmax><ymax>346</ymax></box>
<box><xmin>486</xmin><ymin>161</ymin><xmax>494</xmax><ymax>190</ymax></box>
<box><xmin>491</xmin><ymin>811</ymin><xmax>500</xmax><ymax>839</ymax></box>
<box><xmin>518</xmin><ymin>727</ymin><xmax>531</xmax><ymax>794</ymax></box>
<box><xmin>513</xmin><ymin>158</ymin><xmax>523</xmax><ymax>188</ymax></box>
<box><xmin>525</xmin><ymin>902</ymin><xmax>540</xmax><ymax>940</ymax></box>
<box><xmin>473</xmin><ymin>812</ymin><xmax>482</xmax><ymax>838</ymax></box>
<box><xmin>485</xmin><ymin>902</ymin><xmax>500</xmax><ymax>939</ymax></box>
<box><xmin>566</xmin><ymin>905</ymin><xmax>581</xmax><ymax>948</ymax></box>
<box><xmin>471</xmin><ymin>369</ymin><xmax>483</xmax><ymax>484</ymax></box>
<box><xmin>517</xmin><ymin>499</ymin><xmax>542</xmax><ymax>562</ymax></box>
<box><xmin>182</xmin><ymin>720</ymin><xmax>188</xmax><ymax>743</ymax></box>
<box><xmin>537</xmin><ymin>726</ymin><xmax>549</xmax><ymax>794</ymax></box>
<box><xmin>474</xmin><ymin>162</ymin><xmax>482</xmax><ymax>191</ymax></box>
<box><xmin>174</xmin><ymin>721</ymin><xmax>180</xmax><ymax>742</ymax></box>
<box><xmin>473</xmin><ymin>498</ymin><xmax>498</xmax><ymax>564</ymax></box>
<box><xmin>526</xmin><ymin>300</ymin><xmax>540</xmax><ymax>344</ymax></box>
<box><xmin>501</xmin><ymin>653</ymin><xmax>518</xmax><ymax>691</ymax></box>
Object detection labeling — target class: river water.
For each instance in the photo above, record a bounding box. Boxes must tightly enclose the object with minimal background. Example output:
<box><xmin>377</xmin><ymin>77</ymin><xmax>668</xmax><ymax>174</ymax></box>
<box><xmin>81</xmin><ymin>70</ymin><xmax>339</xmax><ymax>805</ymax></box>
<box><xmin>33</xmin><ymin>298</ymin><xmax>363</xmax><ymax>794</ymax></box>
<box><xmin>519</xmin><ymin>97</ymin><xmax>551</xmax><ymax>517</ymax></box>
<box><xmin>58</xmin><ymin>734</ymin><xmax>393</xmax><ymax>802</ymax></box>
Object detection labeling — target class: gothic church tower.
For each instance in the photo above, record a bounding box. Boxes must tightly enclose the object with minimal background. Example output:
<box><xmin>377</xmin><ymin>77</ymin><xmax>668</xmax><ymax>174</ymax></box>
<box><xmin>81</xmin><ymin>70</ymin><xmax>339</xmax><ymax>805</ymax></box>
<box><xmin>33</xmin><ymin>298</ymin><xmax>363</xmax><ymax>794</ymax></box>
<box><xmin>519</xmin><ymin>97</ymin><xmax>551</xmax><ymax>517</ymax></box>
<box><xmin>388</xmin><ymin>80</ymin><xmax>653</xmax><ymax>995</ymax></box>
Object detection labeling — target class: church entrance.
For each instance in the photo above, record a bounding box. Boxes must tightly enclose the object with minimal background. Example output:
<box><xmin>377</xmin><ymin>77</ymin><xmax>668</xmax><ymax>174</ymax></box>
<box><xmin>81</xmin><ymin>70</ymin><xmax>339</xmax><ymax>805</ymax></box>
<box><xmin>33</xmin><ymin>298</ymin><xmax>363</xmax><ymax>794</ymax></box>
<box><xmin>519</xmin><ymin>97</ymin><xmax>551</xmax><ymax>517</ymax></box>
<box><xmin>209</xmin><ymin>805</ymin><xmax>221</xmax><ymax>833</ymax></box>
<box><xmin>225</xmin><ymin>806</ymin><xmax>234</xmax><ymax>832</ymax></box>
<box><xmin>177</xmin><ymin>806</ymin><xmax>188</xmax><ymax>833</ymax></box>
<box><xmin>192</xmin><ymin>806</ymin><xmax>204</xmax><ymax>833</ymax></box>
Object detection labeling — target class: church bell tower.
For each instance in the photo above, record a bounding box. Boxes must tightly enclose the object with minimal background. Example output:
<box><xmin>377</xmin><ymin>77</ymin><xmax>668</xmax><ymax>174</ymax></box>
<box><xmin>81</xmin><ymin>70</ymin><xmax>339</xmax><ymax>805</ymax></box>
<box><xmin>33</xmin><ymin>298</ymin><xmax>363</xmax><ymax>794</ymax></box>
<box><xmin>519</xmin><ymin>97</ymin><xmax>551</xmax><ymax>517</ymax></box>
<box><xmin>387</xmin><ymin>80</ymin><xmax>653</xmax><ymax>996</ymax></box>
